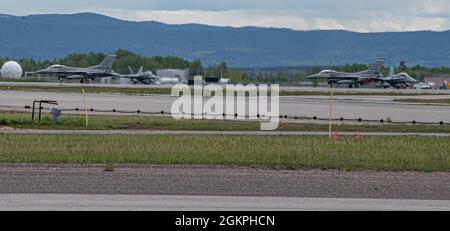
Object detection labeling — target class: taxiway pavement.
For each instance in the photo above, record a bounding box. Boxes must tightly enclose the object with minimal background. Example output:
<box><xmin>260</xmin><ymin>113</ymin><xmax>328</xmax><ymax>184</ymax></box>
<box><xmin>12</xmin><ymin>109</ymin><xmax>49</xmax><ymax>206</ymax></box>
<box><xmin>1</xmin><ymin>194</ymin><xmax>449</xmax><ymax>211</ymax></box>
<box><xmin>1</xmin><ymin>90</ymin><xmax>450</xmax><ymax>122</ymax></box>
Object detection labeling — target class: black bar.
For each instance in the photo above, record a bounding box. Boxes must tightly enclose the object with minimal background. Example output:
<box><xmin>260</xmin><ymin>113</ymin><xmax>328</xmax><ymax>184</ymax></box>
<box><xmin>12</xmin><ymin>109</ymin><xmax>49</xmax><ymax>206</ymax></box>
<box><xmin>0</xmin><ymin>211</ymin><xmax>446</xmax><ymax>230</ymax></box>
<box><xmin>39</xmin><ymin>101</ymin><xmax>42</xmax><ymax>121</ymax></box>
<box><xmin>31</xmin><ymin>101</ymin><xmax>36</xmax><ymax>120</ymax></box>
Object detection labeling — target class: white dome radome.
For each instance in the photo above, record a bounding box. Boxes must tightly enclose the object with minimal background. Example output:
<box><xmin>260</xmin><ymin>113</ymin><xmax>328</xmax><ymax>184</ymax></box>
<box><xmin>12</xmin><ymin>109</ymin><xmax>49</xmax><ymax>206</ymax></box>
<box><xmin>1</xmin><ymin>61</ymin><xmax>23</xmax><ymax>79</ymax></box>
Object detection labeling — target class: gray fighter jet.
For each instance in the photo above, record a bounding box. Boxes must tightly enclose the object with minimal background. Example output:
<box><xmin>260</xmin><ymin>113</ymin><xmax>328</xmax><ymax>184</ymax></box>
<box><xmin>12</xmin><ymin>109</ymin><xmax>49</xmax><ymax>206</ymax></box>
<box><xmin>305</xmin><ymin>60</ymin><xmax>385</xmax><ymax>88</ymax></box>
<box><xmin>121</xmin><ymin>66</ymin><xmax>159</xmax><ymax>84</ymax></box>
<box><xmin>33</xmin><ymin>55</ymin><xmax>118</xmax><ymax>82</ymax></box>
<box><xmin>377</xmin><ymin>67</ymin><xmax>417</xmax><ymax>89</ymax></box>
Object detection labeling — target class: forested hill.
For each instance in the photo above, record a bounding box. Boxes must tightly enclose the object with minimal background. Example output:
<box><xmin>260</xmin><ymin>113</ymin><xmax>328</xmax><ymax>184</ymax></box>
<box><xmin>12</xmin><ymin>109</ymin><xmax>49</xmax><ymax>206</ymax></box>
<box><xmin>1</xmin><ymin>13</ymin><xmax>450</xmax><ymax>67</ymax></box>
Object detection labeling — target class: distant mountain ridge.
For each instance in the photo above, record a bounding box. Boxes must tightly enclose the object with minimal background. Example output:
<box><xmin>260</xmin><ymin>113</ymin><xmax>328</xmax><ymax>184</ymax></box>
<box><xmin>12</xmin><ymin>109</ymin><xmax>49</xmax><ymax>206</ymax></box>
<box><xmin>1</xmin><ymin>12</ymin><xmax>450</xmax><ymax>67</ymax></box>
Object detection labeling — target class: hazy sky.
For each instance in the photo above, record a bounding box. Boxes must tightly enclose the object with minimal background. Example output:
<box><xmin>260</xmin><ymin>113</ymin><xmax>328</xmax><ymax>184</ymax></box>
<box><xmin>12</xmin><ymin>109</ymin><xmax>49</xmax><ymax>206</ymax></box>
<box><xmin>2</xmin><ymin>0</ymin><xmax>450</xmax><ymax>32</ymax></box>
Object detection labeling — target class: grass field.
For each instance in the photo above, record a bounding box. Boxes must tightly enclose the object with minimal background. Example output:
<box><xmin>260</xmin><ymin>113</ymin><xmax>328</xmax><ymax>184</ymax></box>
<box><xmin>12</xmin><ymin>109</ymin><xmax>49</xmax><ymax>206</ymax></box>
<box><xmin>0</xmin><ymin>134</ymin><xmax>448</xmax><ymax>172</ymax></box>
<box><xmin>1</xmin><ymin>111</ymin><xmax>450</xmax><ymax>133</ymax></box>
<box><xmin>394</xmin><ymin>98</ymin><xmax>450</xmax><ymax>105</ymax></box>
<box><xmin>1</xmin><ymin>84</ymin><xmax>448</xmax><ymax>96</ymax></box>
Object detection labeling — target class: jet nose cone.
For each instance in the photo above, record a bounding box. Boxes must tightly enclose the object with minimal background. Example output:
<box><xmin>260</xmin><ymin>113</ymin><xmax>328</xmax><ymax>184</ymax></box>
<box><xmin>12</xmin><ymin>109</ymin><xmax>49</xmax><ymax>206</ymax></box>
<box><xmin>33</xmin><ymin>69</ymin><xmax>46</xmax><ymax>74</ymax></box>
<box><xmin>305</xmin><ymin>74</ymin><xmax>320</xmax><ymax>79</ymax></box>
<box><xmin>407</xmin><ymin>76</ymin><xmax>417</xmax><ymax>83</ymax></box>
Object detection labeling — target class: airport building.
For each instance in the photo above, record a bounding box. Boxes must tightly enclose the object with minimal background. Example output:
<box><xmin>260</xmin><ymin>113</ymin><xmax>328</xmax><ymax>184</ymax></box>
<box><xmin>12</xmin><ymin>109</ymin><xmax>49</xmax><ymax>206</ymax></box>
<box><xmin>423</xmin><ymin>75</ymin><xmax>450</xmax><ymax>86</ymax></box>
<box><xmin>100</xmin><ymin>76</ymin><xmax>132</xmax><ymax>85</ymax></box>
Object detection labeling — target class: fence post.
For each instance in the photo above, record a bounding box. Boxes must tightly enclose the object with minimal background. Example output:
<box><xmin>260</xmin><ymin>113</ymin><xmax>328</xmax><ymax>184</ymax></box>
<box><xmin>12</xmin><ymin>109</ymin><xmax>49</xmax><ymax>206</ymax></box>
<box><xmin>82</xmin><ymin>89</ymin><xmax>89</xmax><ymax>128</ymax></box>
<box><xmin>328</xmin><ymin>90</ymin><xmax>334</xmax><ymax>139</ymax></box>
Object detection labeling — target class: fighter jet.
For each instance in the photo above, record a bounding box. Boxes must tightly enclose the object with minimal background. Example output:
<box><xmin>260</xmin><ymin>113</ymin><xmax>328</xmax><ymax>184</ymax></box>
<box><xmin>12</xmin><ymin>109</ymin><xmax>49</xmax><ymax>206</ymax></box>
<box><xmin>33</xmin><ymin>55</ymin><xmax>118</xmax><ymax>83</ymax></box>
<box><xmin>305</xmin><ymin>59</ymin><xmax>385</xmax><ymax>88</ymax></box>
<box><xmin>377</xmin><ymin>67</ymin><xmax>417</xmax><ymax>89</ymax></box>
<box><xmin>121</xmin><ymin>66</ymin><xmax>159</xmax><ymax>84</ymax></box>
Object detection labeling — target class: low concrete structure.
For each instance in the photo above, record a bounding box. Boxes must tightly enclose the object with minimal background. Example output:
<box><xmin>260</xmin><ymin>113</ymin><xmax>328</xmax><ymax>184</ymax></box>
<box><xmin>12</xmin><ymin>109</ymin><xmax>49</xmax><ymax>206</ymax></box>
<box><xmin>424</xmin><ymin>75</ymin><xmax>450</xmax><ymax>86</ymax></box>
<box><xmin>157</xmin><ymin>69</ymin><xmax>188</xmax><ymax>83</ymax></box>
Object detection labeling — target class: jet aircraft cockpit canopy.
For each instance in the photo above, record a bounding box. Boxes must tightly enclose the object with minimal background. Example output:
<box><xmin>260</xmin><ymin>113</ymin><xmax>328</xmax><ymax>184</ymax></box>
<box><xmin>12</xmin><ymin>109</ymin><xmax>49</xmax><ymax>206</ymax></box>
<box><xmin>319</xmin><ymin>70</ymin><xmax>335</xmax><ymax>75</ymax></box>
<box><xmin>48</xmin><ymin>64</ymin><xmax>65</xmax><ymax>69</ymax></box>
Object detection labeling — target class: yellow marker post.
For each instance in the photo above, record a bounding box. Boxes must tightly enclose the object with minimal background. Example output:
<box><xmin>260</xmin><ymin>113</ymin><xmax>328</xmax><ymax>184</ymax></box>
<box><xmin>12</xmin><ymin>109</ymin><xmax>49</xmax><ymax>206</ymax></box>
<box><xmin>82</xmin><ymin>89</ymin><xmax>89</xmax><ymax>128</ymax></box>
<box><xmin>328</xmin><ymin>90</ymin><xmax>334</xmax><ymax>139</ymax></box>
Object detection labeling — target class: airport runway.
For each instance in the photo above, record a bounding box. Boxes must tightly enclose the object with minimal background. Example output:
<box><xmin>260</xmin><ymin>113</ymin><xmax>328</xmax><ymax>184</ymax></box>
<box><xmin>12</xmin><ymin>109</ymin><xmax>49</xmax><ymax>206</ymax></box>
<box><xmin>1</xmin><ymin>90</ymin><xmax>450</xmax><ymax>122</ymax></box>
<box><xmin>0</xmin><ymin>164</ymin><xmax>448</xmax><ymax>200</ymax></box>
<box><xmin>1</xmin><ymin>129</ymin><xmax>450</xmax><ymax>137</ymax></box>
<box><xmin>1</xmin><ymin>194</ymin><xmax>449</xmax><ymax>211</ymax></box>
<box><xmin>2</xmin><ymin>81</ymin><xmax>450</xmax><ymax>94</ymax></box>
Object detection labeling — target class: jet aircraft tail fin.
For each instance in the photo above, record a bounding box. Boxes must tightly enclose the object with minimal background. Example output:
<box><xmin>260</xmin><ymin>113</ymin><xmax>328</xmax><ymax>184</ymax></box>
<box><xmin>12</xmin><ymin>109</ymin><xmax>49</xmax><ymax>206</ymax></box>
<box><xmin>127</xmin><ymin>66</ymin><xmax>144</xmax><ymax>75</ymax></box>
<box><xmin>368</xmin><ymin>59</ymin><xmax>385</xmax><ymax>73</ymax></box>
<box><xmin>389</xmin><ymin>67</ymin><xmax>395</xmax><ymax>76</ymax></box>
<box><xmin>90</xmin><ymin>54</ymin><xmax>116</xmax><ymax>70</ymax></box>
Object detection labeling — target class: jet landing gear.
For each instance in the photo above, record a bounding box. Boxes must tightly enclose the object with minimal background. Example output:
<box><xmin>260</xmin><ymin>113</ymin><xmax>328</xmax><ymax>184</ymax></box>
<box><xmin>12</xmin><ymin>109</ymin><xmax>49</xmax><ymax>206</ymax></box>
<box><xmin>80</xmin><ymin>79</ymin><xmax>92</xmax><ymax>84</ymax></box>
<box><xmin>348</xmin><ymin>83</ymin><xmax>360</xmax><ymax>89</ymax></box>
<box><xmin>329</xmin><ymin>81</ymin><xmax>360</xmax><ymax>88</ymax></box>
<box><xmin>328</xmin><ymin>82</ymin><xmax>337</xmax><ymax>88</ymax></box>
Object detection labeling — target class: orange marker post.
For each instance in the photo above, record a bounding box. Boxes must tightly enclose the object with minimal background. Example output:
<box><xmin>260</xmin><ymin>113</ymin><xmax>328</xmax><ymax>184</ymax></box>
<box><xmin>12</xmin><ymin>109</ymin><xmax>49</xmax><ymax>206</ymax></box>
<box><xmin>333</xmin><ymin>130</ymin><xmax>339</xmax><ymax>141</ymax></box>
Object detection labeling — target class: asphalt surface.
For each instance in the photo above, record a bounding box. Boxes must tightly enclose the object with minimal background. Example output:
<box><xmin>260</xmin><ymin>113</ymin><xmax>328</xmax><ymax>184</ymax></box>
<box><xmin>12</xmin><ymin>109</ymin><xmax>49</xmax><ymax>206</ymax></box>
<box><xmin>0</xmin><ymin>78</ymin><xmax>450</xmax><ymax>94</ymax></box>
<box><xmin>2</xmin><ymin>81</ymin><xmax>450</xmax><ymax>94</ymax></box>
<box><xmin>1</xmin><ymin>129</ymin><xmax>450</xmax><ymax>136</ymax></box>
<box><xmin>1</xmin><ymin>90</ymin><xmax>450</xmax><ymax>122</ymax></box>
<box><xmin>1</xmin><ymin>194</ymin><xmax>449</xmax><ymax>211</ymax></box>
<box><xmin>0</xmin><ymin>164</ymin><xmax>448</xmax><ymax>200</ymax></box>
